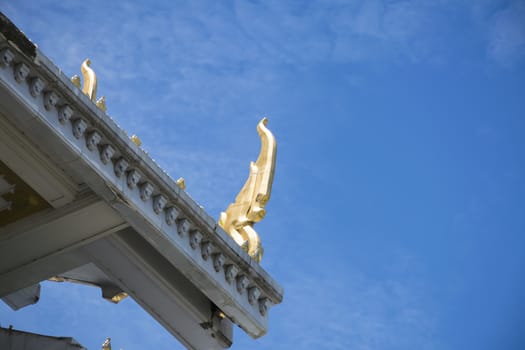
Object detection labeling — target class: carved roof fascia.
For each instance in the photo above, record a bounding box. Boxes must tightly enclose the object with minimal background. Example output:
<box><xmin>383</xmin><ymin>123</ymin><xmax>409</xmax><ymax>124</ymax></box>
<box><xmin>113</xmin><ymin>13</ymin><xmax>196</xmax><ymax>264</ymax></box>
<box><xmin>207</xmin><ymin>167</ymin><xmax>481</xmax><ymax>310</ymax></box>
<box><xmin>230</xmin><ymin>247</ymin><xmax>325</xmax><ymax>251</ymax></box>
<box><xmin>0</xmin><ymin>32</ymin><xmax>282</xmax><ymax>338</ymax></box>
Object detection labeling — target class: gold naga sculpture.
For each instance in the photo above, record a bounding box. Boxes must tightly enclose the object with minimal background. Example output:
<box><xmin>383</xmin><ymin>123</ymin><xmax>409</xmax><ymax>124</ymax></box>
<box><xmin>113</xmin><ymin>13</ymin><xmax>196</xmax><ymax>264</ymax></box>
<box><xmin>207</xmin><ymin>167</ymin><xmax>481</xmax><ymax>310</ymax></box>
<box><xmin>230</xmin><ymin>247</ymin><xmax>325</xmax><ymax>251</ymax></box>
<box><xmin>71</xmin><ymin>59</ymin><xmax>143</xmax><ymax>146</ymax></box>
<box><xmin>219</xmin><ymin>118</ymin><xmax>277</xmax><ymax>263</ymax></box>
<box><xmin>71</xmin><ymin>58</ymin><xmax>106</xmax><ymax>112</ymax></box>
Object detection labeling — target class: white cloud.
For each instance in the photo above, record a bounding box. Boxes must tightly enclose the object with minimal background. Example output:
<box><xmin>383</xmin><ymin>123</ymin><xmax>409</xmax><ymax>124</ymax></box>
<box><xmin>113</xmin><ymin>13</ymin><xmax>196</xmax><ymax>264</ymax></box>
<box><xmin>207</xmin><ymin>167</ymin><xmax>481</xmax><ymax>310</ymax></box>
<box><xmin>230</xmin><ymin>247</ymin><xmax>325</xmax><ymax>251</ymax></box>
<box><xmin>487</xmin><ymin>0</ymin><xmax>525</xmax><ymax>65</ymax></box>
<box><xmin>236</xmin><ymin>251</ymin><xmax>439</xmax><ymax>350</ymax></box>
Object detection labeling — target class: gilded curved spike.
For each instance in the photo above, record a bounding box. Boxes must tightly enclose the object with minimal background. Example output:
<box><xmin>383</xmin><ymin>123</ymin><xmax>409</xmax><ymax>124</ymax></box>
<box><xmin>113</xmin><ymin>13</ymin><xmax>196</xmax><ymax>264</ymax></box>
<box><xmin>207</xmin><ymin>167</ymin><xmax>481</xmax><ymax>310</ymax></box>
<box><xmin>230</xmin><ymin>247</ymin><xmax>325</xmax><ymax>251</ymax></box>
<box><xmin>218</xmin><ymin>118</ymin><xmax>277</xmax><ymax>263</ymax></box>
<box><xmin>81</xmin><ymin>58</ymin><xmax>97</xmax><ymax>101</ymax></box>
<box><xmin>250</xmin><ymin>117</ymin><xmax>276</xmax><ymax>220</ymax></box>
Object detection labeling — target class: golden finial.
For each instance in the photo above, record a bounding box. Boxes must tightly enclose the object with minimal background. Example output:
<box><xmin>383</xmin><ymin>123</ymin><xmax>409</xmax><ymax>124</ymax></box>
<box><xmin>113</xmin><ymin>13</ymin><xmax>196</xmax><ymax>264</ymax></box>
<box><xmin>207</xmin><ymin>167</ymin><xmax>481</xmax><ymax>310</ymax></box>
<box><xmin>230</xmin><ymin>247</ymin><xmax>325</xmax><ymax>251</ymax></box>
<box><xmin>218</xmin><ymin>118</ymin><xmax>277</xmax><ymax>262</ymax></box>
<box><xmin>101</xmin><ymin>337</ymin><xmax>111</xmax><ymax>350</ymax></box>
<box><xmin>81</xmin><ymin>58</ymin><xmax>97</xmax><ymax>101</ymax></box>
<box><xmin>71</xmin><ymin>75</ymin><xmax>81</xmax><ymax>88</ymax></box>
<box><xmin>96</xmin><ymin>96</ymin><xmax>107</xmax><ymax>112</ymax></box>
<box><xmin>131</xmin><ymin>134</ymin><xmax>142</xmax><ymax>146</ymax></box>
<box><xmin>110</xmin><ymin>292</ymin><xmax>128</xmax><ymax>303</ymax></box>
<box><xmin>176</xmin><ymin>177</ymin><xmax>186</xmax><ymax>190</ymax></box>
<box><xmin>71</xmin><ymin>59</ymin><xmax>107</xmax><ymax>113</ymax></box>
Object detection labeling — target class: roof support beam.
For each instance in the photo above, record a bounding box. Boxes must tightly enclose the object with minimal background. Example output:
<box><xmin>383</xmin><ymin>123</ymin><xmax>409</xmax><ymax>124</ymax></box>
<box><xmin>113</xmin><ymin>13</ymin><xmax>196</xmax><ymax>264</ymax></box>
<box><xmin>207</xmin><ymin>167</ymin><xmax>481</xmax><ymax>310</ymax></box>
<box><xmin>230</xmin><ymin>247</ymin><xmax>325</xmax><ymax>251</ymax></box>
<box><xmin>83</xmin><ymin>229</ymin><xmax>233</xmax><ymax>349</ymax></box>
<box><xmin>1</xmin><ymin>283</ymin><xmax>40</xmax><ymax>310</ymax></box>
<box><xmin>0</xmin><ymin>194</ymin><xmax>127</xmax><ymax>296</ymax></box>
<box><xmin>0</xmin><ymin>250</ymin><xmax>88</xmax><ymax>298</ymax></box>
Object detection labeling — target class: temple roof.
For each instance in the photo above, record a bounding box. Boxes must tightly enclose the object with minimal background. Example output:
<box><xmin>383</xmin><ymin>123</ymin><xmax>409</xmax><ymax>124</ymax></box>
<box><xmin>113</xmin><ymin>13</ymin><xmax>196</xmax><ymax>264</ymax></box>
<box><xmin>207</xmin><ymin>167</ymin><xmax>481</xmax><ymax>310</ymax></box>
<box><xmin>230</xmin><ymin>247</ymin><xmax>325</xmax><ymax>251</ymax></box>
<box><xmin>0</xmin><ymin>326</ymin><xmax>86</xmax><ymax>350</ymax></box>
<box><xmin>0</xmin><ymin>11</ymin><xmax>282</xmax><ymax>349</ymax></box>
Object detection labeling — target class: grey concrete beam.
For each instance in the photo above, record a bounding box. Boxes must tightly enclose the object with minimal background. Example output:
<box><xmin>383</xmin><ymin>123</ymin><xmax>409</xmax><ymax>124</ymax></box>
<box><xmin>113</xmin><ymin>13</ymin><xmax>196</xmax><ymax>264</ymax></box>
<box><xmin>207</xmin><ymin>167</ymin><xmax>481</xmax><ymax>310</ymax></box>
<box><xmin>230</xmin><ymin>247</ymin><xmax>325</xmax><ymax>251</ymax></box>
<box><xmin>84</xmin><ymin>229</ymin><xmax>233</xmax><ymax>350</ymax></box>
<box><xmin>1</xmin><ymin>284</ymin><xmax>40</xmax><ymax>310</ymax></box>
<box><xmin>0</xmin><ymin>194</ymin><xmax>127</xmax><ymax>296</ymax></box>
<box><xmin>0</xmin><ymin>250</ymin><xmax>89</xmax><ymax>298</ymax></box>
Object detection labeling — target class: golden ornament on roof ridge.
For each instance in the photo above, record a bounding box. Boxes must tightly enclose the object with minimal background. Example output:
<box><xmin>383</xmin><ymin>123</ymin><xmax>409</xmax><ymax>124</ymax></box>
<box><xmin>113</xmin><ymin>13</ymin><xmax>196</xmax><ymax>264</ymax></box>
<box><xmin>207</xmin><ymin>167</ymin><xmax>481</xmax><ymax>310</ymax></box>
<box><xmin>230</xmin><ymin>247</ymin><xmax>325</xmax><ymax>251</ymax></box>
<box><xmin>70</xmin><ymin>58</ymin><xmax>106</xmax><ymax>113</ymax></box>
<box><xmin>219</xmin><ymin>117</ymin><xmax>277</xmax><ymax>263</ymax></box>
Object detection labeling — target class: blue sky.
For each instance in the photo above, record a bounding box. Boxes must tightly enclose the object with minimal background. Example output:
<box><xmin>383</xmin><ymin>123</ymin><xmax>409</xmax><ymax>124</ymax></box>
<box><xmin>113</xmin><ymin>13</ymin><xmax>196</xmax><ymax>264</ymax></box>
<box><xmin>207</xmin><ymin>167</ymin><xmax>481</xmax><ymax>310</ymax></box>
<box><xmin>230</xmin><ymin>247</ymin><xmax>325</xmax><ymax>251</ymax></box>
<box><xmin>1</xmin><ymin>1</ymin><xmax>525</xmax><ymax>349</ymax></box>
